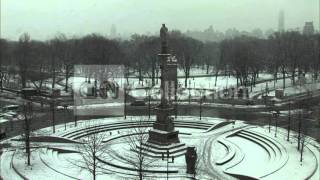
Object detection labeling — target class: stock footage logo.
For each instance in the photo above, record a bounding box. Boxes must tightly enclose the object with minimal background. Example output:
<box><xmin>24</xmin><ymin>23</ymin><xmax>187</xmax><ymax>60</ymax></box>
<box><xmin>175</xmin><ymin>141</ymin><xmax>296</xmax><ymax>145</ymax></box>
<box><xmin>73</xmin><ymin>65</ymin><xmax>124</xmax><ymax>116</ymax></box>
<box><xmin>77</xmin><ymin>80</ymin><xmax>119</xmax><ymax>99</ymax></box>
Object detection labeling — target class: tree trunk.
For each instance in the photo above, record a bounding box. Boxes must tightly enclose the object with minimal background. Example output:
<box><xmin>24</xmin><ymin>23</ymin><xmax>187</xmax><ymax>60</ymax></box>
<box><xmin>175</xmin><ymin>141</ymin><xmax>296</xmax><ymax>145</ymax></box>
<box><xmin>139</xmin><ymin>172</ymin><xmax>142</xmax><ymax>180</ymax></box>
<box><xmin>139</xmin><ymin>162</ymin><xmax>143</xmax><ymax>180</ymax></box>
<box><xmin>292</xmin><ymin>70</ymin><xmax>295</xmax><ymax>85</ymax></box>
<box><xmin>300</xmin><ymin>137</ymin><xmax>305</xmax><ymax>162</ymax></box>
<box><xmin>151</xmin><ymin>61</ymin><xmax>155</xmax><ymax>86</ymax></box>
<box><xmin>24</xmin><ymin>103</ymin><xmax>31</xmax><ymax>166</ymax></box>
<box><xmin>65</xmin><ymin>65</ymin><xmax>69</xmax><ymax>92</ymax></box>
<box><xmin>51</xmin><ymin>101</ymin><xmax>55</xmax><ymax>133</ymax></box>
<box><xmin>184</xmin><ymin>69</ymin><xmax>189</xmax><ymax>88</ymax></box>
<box><xmin>214</xmin><ymin>68</ymin><xmax>219</xmax><ymax>87</ymax></box>
<box><xmin>138</xmin><ymin>67</ymin><xmax>142</xmax><ymax>84</ymax></box>
<box><xmin>185</xmin><ymin>76</ymin><xmax>187</xmax><ymax>88</ymax></box>
<box><xmin>21</xmin><ymin>71</ymin><xmax>27</xmax><ymax>88</ymax></box>
<box><xmin>126</xmin><ymin>66</ymin><xmax>129</xmax><ymax>85</ymax></box>
<box><xmin>250</xmin><ymin>75</ymin><xmax>254</xmax><ymax>92</ymax></box>
<box><xmin>156</xmin><ymin>65</ymin><xmax>159</xmax><ymax>84</ymax></box>
<box><xmin>282</xmin><ymin>68</ymin><xmax>286</xmax><ymax>89</ymax></box>
<box><xmin>236</xmin><ymin>76</ymin><xmax>239</xmax><ymax>88</ymax></box>
<box><xmin>93</xmin><ymin>156</ymin><xmax>96</xmax><ymax>180</ymax></box>
<box><xmin>52</xmin><ymin>67</ymin><xmax>56</xmax><ymax>89</ymax></box>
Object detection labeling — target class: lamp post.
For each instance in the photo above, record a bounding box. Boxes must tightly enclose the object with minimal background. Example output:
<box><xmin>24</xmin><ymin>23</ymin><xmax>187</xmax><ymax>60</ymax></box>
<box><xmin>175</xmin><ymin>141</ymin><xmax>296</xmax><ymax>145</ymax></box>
<box><xmin>51</xmin><ymin>95</ymin><xmax>56</xmax><ymax>133</ymax></box>
<box><xmin>162</xmin><ymin>150</ymin><xmax>174</xmax><ymax>180</ymax></box>
<box><xmin>148</xmin><ymin>92</ymin><xmax>151</xmax><ymax>119</ymax></box>
<box><xmin>175</xmin><ymin>95</ymin><xmax>178</xmax><ymax>118</ymax></box>
<box><xmin>200</xmin><ymin>96</ymin><xmax>202</xmax><ymax>120</ymax></box>
<box><xmin>144</xmin><ymin>81</ymin><xmax>152</xmax><ymax>119</ymax></box>
<box><xmin>188</xmin><ymin>87</ymin><xmax>191</xmax><ymax>104</ymax></box>
<box><xmin>269</xmin><ymin>100</ymin><xmax>275</xmax><ymax>133</ymax></box>
<box><xmin>63</xmin><ymin>104</ymin><xmax>68</xmax><ymax>130</ymax></box>
<box><xmin>199</xmin><ymin>89</ymin><xmax>205</xmax><ymax>120</ymax></box>
<box><xmin>268</xmin><ymin>112</ymin><xmax>271</xmax><ymax>133</ymax></box>
<box><xmin>146</xmin><ymin>87</ymin><xmax>151</xmax><ymax>119</ymax></box>
<box><xmin>297</xmin><ymin>109</ymin><xmax>302</xmax><ymax>150</ymax></box>
<box><xmin>124</xmin><ymin>83</ymin><xmax>131</xmax><ymax>120</ymax></box>
<box><xmin>287</xmin><ymin>101</ymin><xmax>291</xmax><ymax>141</ymax></box>
<box><xmin>273</xmin><ymin>110</ymin><xmax>280</xmax><ymax>138</ymax></box>
<box><xmin>124</xmin><ymin>87</ymin><xmax>127</xmax><ymax>119</ymax></box>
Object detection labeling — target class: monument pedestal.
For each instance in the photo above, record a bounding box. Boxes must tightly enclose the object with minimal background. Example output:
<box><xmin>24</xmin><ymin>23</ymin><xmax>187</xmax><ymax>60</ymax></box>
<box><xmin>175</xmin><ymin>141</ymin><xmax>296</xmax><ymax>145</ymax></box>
<box><xmin>143</xmin><ymin>105</ymin><xmax>186</xmax><ymax>158</ymax></box>
<box><xmin>136</xmin><ymin>142</ymin><xmax>187</xmax><ymax>158</ymax></box>
<box><xmin>148</xmin><ymin>129</ymin><xmax>180</xmax><ymax>145</ymax></box>
<box><xmin>140</xmin><ymin>24</ymin><xmax>186</xmax><ymax>158</ymax></box>
<box><xmin>147</xmin><ymin>106</ymin><xmax>180</xmax><ymax>145</ymax></box>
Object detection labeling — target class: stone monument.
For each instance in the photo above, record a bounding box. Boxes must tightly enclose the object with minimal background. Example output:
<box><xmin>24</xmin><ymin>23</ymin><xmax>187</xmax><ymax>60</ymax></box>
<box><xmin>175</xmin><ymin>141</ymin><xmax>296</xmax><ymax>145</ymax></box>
<box><xmin>138</xmin><ymin>24</ymin><xmax>186</xmax><ymax>158</ymax></box>
<box><xmin>147</xmin><ymin>24</ymin><xmax>180</xmax><ymax>145</ymax></box>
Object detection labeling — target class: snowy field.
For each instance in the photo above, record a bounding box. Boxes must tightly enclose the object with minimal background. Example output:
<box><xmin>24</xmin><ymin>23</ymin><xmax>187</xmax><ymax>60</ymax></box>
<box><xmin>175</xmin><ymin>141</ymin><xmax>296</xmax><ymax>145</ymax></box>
<box><xmin>1</xmin><ymin>116</ymin><xmax>319</xmax><ymax>180</ymax></box>
<box><xmin>67</xmin><ymin>73</ymin><xmax>320</xmax><ymax>101</ymax></box>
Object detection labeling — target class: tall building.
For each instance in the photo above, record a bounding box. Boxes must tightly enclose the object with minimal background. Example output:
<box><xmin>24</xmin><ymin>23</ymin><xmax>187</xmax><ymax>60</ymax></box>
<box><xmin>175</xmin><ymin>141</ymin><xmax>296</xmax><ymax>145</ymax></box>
<box><xmin>278</xmin><ymin>10</ymin><xmax>285</xmax><ymax>33</ymax></box>
<box><xmin>303</xmin><ymin>22</ymin><xmax>315</xmax><ymax>35</ymax></box>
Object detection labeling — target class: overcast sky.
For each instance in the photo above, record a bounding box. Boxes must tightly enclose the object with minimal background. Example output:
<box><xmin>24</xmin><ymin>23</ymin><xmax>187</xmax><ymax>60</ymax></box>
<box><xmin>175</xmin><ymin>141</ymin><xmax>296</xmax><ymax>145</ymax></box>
<box><xmin>1</xmin><ymin>0</ymin><xmax>319</xmax><ymax>40</ymax></box>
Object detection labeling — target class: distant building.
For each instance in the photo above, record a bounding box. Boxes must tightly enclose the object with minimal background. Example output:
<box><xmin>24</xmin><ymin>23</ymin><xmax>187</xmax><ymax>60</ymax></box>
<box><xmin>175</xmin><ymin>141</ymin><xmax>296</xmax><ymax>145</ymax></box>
<box><xmin>265</xmin><ymin>29</ymin><xmax>275</xmax><ymax>38</ymax></box>
<box><xmin>225</xmin><ymin>28</ymin><xmax>240</xmax><ymax>39</ymax></box>
<box><xmin>287</xmin><ymin>27</ymin><xmax>300</xmax><ymax>33</ymax></box>
<box><xmin>278</xmin><ymin>10</ymin><xmax>285</xmax><ymax>33</ymax></box>
<box><xmin>303</xmin><ymin>22</ymin><xmax>314</xmax><ymax>35</ymax></box>
<box><xmin>110</xmin><ymin>24</ymin><xmax>117</xmax><ymax>38</ymax></box>
<box><xmin>251</xmin><ymin>28</ymin><xmax>263</xmax><ymax>38</ymax></box>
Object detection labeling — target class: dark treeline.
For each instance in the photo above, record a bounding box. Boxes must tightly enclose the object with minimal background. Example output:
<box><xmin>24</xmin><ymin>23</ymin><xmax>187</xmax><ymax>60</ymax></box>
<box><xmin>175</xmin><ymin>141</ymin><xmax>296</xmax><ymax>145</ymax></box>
<box><xmin>0</xmin><ymin>30</ymin><xmax>319</xmax><ymax>91</ymax></box>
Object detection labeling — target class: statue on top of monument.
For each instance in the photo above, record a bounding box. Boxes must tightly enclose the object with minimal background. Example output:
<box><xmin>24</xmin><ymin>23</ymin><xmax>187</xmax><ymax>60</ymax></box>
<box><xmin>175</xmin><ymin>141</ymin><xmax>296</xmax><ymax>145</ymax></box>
<box><xmin>160</xmin><ymin>24</ymin><xmax>168</xmax><ymax>54</ymax></box>
<box><xmin>160</xmin><ymin>24</ymin><xmax>168</xmax><ymax>42</ymax></box>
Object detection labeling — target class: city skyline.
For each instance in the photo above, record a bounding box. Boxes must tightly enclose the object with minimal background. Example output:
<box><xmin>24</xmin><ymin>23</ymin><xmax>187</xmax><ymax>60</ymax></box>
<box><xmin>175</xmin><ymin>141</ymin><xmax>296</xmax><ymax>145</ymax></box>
<box><xmin>1</xmin><ymin>0</ymin><xmax>319</xmax><ymax>40</ymax></box>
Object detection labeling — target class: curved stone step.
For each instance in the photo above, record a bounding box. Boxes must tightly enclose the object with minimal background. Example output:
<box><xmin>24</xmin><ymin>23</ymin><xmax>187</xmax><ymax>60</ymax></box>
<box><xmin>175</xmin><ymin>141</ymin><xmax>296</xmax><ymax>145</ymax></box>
<box><xmin>0</xmin><ymin>150</ymin><xmax>24</xmax><ymax>180</ymax></box>
<box><xmin>215</xmin><ymin>139</ymin><xmax>236</xmax><ymax>165</ymax></box>
<box><xmin>236</xmin><ymin>133</ymin><xmax>273</xmax><ymax>160</ymax></box>
<box><xmin>206</xmin><ymin>121</ymin><xmax>234</xmax><ymax>132</ymax></box>
<box><xmin>223</xmin><ymin>139</ymin><xmax>245</xmax><ymax>170</ymax></box>
<box><xmin>65</xmin><ymin>121</ymin><xmax>213</xmax><ymax>140</ymax></box>
<box><xmin>39</xmin><ymin>148</ymin><xmax>78</xmax><ymax>179</ymax></box>
<box><xmin>61</xmin><ymin>120</ymin><xmax>214</xmax><ymax>138</ymax></box>
<box><xmin>231</xmin><ymin>130</ymin><xmax>289</xmax><ymax>179</ymax></box>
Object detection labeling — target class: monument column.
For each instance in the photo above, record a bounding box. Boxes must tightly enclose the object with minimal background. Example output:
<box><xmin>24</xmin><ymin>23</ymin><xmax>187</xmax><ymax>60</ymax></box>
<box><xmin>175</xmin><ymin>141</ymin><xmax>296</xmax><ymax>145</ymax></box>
<box><xmin>147</xmin><ymin>24</ymin><xmax>180</xmax><ymax>145</ymax></box>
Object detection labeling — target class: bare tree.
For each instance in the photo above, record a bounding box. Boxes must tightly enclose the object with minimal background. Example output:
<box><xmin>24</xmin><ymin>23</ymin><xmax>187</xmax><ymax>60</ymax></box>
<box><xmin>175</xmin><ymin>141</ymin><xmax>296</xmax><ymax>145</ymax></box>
<box><xmin>299</xmin><ymin>132</ymin><xmax>309</xmax><ymax>162</ymax></box>
<box><xmin>109</xmin><ymin>118</ymin><xmax>157</xmax><ymax>180</ymax></box>
<box><xmin>25</xmin><ymin>102</ymin><xmax>33</xmax><ymax>165</ymax></box>
<box><xmin>48</xmin><ymin>33</ymin><xmax>66</xmax><ymax>89</ymax></box>
<box><xmin>14</xmin><ymin>33</ymin><xmax>31</xmax><ymax>88</ymax></box>
<box><xmin>75</xmin><ymin>121</ymin><xmax>109</xmax><ymax>180</ymax></box>
<box><xmin>0</xmin><ymin>39</ymin><xmax>9</xmax><ymax>91</ymax></box>
<box><xmin>16</xmin><ymin>99</ymin><xmax>34</xmax><ymax>166</ymax></box>
<box><xmin>169</xmin><ymin>31</ymin><xmax>203</xmax><ymax>88</ymax></box>
<box><xmin>61</xmin><ymin>37</ymin><xmax>76</xmax><ymax>92</ymax></box>
<box><xmin>28</xmin><ymin>41</ymin><xmax>50</xmax><ymax>92</ymax></box>
<box><xmin>298</xmin><ymin>110</ymin><xmax>312</xmax><ymax>163</ymax></box>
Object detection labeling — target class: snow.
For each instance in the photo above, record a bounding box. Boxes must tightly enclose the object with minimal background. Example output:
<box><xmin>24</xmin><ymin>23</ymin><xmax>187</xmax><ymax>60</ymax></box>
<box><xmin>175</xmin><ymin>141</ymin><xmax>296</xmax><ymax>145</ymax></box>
<box><xmin>1</xmin><ymin>116</ymin><xmax>319</xmax><ymax>180</ymax></box>
<box><xmin>0</xmin><ymin>118</ymin><xmax>9</xmax><ymax>123</ymax></box>
<box><xmin>0</xmin><ymin>150</ymin><xmax>23</xmax><ymax>180</ymax></box>
<box><xmin>226</xmin><ymin>135</ymin><xmax>270</xmax><ymax>177</ymax></box>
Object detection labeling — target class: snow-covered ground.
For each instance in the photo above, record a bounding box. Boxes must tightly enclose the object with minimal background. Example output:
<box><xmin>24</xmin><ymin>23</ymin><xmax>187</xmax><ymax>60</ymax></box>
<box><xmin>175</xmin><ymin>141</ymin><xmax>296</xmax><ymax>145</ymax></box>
<box><xmin>1</xmin><ymin>116</ymin><xmax>319</xmax><ymax>180</ymax></box>
<box><xmin>24</xmin><ymin>71</ymin><xmax>315</xmax><ymax>109</ymax></box>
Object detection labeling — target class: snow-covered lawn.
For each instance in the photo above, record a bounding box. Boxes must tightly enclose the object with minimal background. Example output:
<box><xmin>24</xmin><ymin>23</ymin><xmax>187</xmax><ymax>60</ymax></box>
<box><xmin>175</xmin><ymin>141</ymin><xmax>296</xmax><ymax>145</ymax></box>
<box><xmin>1</xmin><ymin>116</ymin><xmax>319</xmax><ymax>180</ymax></box>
